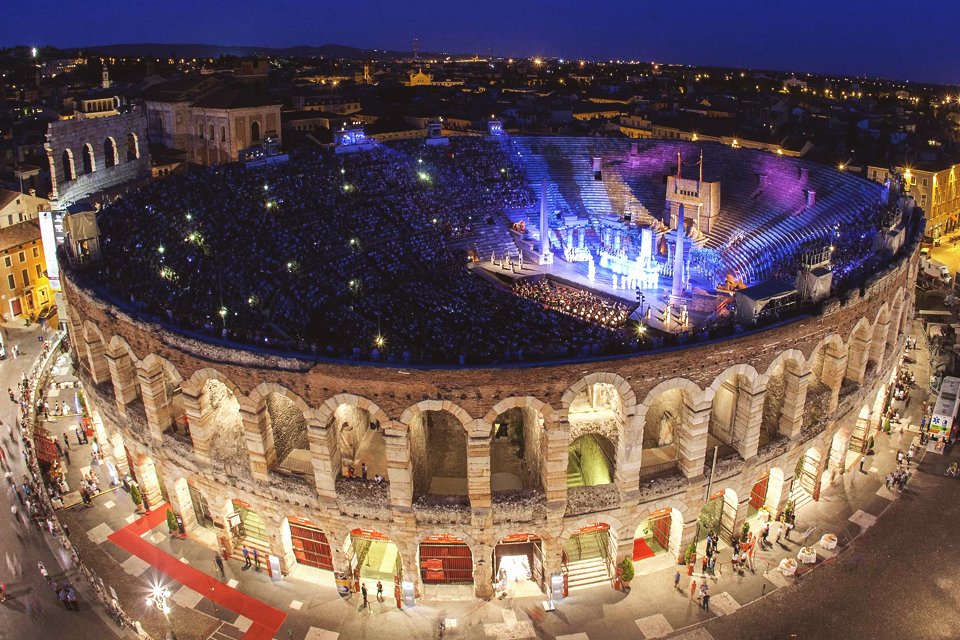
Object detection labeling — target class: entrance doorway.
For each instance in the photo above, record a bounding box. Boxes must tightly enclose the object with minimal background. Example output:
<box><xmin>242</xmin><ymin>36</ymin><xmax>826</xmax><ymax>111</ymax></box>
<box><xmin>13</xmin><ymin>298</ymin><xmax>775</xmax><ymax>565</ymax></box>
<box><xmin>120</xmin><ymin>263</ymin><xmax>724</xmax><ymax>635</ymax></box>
<box><xmin>748</xmin><ymin>472</ymin><xmax>769</xmax><ymax>515</ymax></box>
<box><xmin>188</xmin><ymin>482</ymin><xmax>212</xmax><ymax>527</ymax></box>
<box><xmin>419</xmin><ymin>534</ymin><xmax>473</xmax><ymax>585</ymax></box>
<box><xmin>634</xmin><ymin>508</ymin><xmax>670</xmax><ymax>561</ymax></box>
<box><xmin>288</xmin><ymin>516</ymin><xmax>334</xmax><ymax>571</ymax></box>
<box><xmin>347</xmin><ymin>528</ymin><xmax>401</xmax><ymax>591</ymax></box>
<box><xmin>493</xmin><ymin>533</ymin><xmax>545</xmax><ymax>597</ymax></box>
<box><xmin>562</xmin><ymin>523</ymin><xmax>613</xmax><ymax>592</ymax></box>
<box><xmin>229</xmin><ymin>499</ymin><xmax>269</xmax><ymax>548</ymax></box>
<box><xmin>699</xmin><ymin>489</ymin><xmax>738</xmax><ymax>546</ymax></box>
<box><xmin>792</xmin><ymin>448</ymin><xmax>822</xmax><ymax>505</ymax></box>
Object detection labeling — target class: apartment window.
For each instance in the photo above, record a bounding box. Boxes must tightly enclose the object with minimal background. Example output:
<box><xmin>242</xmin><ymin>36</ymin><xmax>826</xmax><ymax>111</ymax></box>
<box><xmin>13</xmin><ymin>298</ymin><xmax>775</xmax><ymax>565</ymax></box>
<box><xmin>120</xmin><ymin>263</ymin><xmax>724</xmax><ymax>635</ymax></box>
<box><xmin>20</xmin><ymin>269</ymin><xmax>28</xmax><ymax>287</ymax></box>
<box><xmin>35</xmin><ymin>264</ymin><xmax>42</xmax><ymax>278</ymax></box>
<box><xmin>6</xmin><ymin>274</ymin><xmax>14</xmax><ymax>290</ymax></box>
<box><xmin>921</xmin><ymin>194</ymin><xmax>928</xmax><ymax>206</ymax></box>
<box><xmin>18</xmin><ymin>251</ymin><xmax>25</xmax><ymax>263</ymax></box>
<box><xmin>3</xmin><ymin>256</ymin><xmax>10</xmax><ymax>268</ymax></box>
<box><xmin>221</xmin><ymin>126</ymin><xmax>226</xmax><ymax>142</ymax></box>
<box><xmin>923</xmin><ymin>177</ymin><xmax>929</xmax><ymax>187</ymax></box>
<box><xmin>6</xmin><ymin>215</ymin><xmax>11</xmax><ymax>226</ymax></box>
<box><xmin>32</xmin><ymin>247</ymin><xmax>39</xmax><ymax>258</ymax></box>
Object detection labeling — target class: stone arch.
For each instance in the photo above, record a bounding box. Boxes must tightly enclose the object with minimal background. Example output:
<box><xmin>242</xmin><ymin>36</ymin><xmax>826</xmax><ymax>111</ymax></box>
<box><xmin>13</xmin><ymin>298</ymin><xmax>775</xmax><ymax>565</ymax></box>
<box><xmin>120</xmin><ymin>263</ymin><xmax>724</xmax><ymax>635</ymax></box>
<box><xmin>484</xmin><ymin>396</ymin><xmax>552</xmax><ymax>494</ymax></box>
<box><xmin>401</xmin><ymin>400</ymin><xmax>475</xmax><ymax>501</ymax></box>
<box><xmin>105</xmin><ymin>335</ymin><xmax>142</xmax><ymax>413</ymax></box>
<box><xmin>126</xmin><ymin>132</ymin><xmax>140</xmax><ymax>161</ymax></box>
<box><xmin>563</xmin><ymin>373</ymin><xmax>636</xmax><ymax>496</ymax></box>
<box><xmin>559</xmin><ymin>513</ymin><xmax>626</xmax><ymax>546</ymax></box>
<box><xmin>136</xmin><ymin>354</ymin><xmax>187</xmax><ymax>441</ymax></box>
<box><xmin>246</xmin><ymin>383</ymin><xmax>311</xmax><ymax>478</ymax></box>
<box><xmin>81</xmin><ymin>142</ymin><xmax>95</xmax><ymax>174</ymax></box>
<box><xmin>81</xmin><ymin>320</ymin><xmax>110</xmax><ymax>385</ymax></box>
<box><xmin>845</xmin><ymin>317</ymin><xmax>874</xmax><ymax>383</ymax></box>
<box><xmin>760</xmin><ymin>349</ymin><xmax>809</xmax><ymax>443</ymax></box>
<box><xmin>103</xmin><ymin>136</ymin><xmax>118</xmax><ymax>168</ymax></box>
<box><xmin>61</xmin><ymin>148</ymin><xmax>75</xmax><ymax>181</ymax></box>
<box><xmin>706</xmin><ymin>364</ymin><xmax>765</xmax><ymax>460</ymax></box>
<box><xmin>636</xmin><ymin>378</ymin><xmax>706</xmax><ymax>479</ymax></box>
<box><xmin>807</xmin><ymin>333</ymin><xmax>846</xmax><ymax>422</ymax></box>
<box><xmin>567</xmin><ymin>432</ymin><xmax>615</xmax><ymax>487</ymax></box>
<box><xmin>870</xmin><ymin>303</ymin><xmax>892</xmax><ymax>366</ymax></box>
<box><xmin>251</xmin><ymin>120</ymin><xmax>262</xmax><ymax>143</ymax></box>
<box><xmin>182</xmin><ymin>369</ymin><xmax>245</xmax><ymax>470</ymax></box>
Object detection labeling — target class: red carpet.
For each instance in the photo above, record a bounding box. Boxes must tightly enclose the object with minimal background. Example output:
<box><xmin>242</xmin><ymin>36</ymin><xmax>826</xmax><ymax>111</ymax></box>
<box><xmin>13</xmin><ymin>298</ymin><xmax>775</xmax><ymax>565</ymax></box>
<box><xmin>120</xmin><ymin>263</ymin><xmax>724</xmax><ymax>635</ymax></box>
<box><xmin>107</xmin><ymin>504</ymin><xmax>287</xmax><ymax>640</ymax></box>
<box><xmin>632</xmin><ymin>537</ymin><xmax>656</xmax><ymax>561</ymax></box>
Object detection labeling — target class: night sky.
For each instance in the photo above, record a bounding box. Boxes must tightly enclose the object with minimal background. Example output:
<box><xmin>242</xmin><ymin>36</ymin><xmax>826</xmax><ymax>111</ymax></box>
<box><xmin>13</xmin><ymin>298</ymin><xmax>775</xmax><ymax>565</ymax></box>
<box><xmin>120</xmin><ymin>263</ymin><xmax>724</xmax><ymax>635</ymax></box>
<box><xmin>6</xmin><ymin>0</ymin><xmax>959</xmax><ymax>85</ymax></box>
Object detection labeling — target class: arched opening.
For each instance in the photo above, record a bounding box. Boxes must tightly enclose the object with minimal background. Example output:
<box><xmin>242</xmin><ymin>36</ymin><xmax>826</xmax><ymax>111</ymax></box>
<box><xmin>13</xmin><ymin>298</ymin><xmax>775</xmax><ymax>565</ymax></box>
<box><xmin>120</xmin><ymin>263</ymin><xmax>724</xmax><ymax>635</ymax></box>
<box><xmin>567</xmin><ymin>382</ymin><xmax>622</xmax><ymax>488</ymax></box>
<box><xmin>103</xmin><ymin>137</ymin><xmax>118</xmax><ymax>168</ymax></box>
<box><xmin>331</xmin><ymin>403</ymin><xmax>387</xmax><ymax>481</ymax></box>
<box><xmin>285</xmin><ymin>516</ymin><xmax>334</xmax><ymax>572</ymax></box>
<box><xmin>567</xmin><ymin>434</ymin><xmax>614</xmax><ymax>487</ymax></box>
<box><xmin>264</xmin><ymin>392</ymin><xmax>309</xmax><ymax>476</ymax></box>
<box><xmin>409</xmin><ymin>409</ymin><xmax>468</xmax><ymax>499</ymax></box>
<box><xmin>201</xmin><ymin>379</ymin><xmax>246</xmax><ymax>477</ymax></box>
<box><xmin>82</xmin><ymin>143</ymin><xmax>95</xmax><ymax>174</ymax></box>
<box><xmin>698</xmin><ymin>488</ymin><xmax>739</xmax><ymax>547</ymax></box>
<box><xmin>176</xmin><ymin>478</ymin><xmax>212</xmax><ymax>529</ymax></box>
<box><xmin>346</xmin><ymin>528</ymin><xmax>402</xmax><ymax>593</ymax></box>
<box><xmin>562</xmin><ymin>523</ymin><xmax>614</xmax><ymax>591</ymax></box>
<box><xmin>226</xmin><ymin>499</ymin><xmax>269</xmax><ymax>552</ymax></box>
<box><xmin>761</xmin><ymin>359</ymin><xmax>801</xmax><ymax>446</ymax></box>
<box><xmin>632</xmin><ymin>508</ymin><xmax>682</xmax><ymax>574</ymax></box>
<box><xmin>493</xmin><ymin>533</ymin><xmax>545</xmax><ymax>597</ymax></box>
<box><xmin>419</xmin><ymin>534</ymin><xmax>473</xmax><ymax>586</ymax></box>
<box><xmin>61</xmin><ymin>149</ymin><xmax>76</xmax><ymax>181</ymax></box>
<box><xmin>490</xmin><ymin>405</ymin><xmax>545</xmax><ymax>494</ymax></box>
<box><xmin>251</xmin><ymin>120</ymin><xmax>262</xmax><ymax>143</ymax></box>
<box><xmin>708</xmin><ymin>372</ymin><xmax>753</xmax><ymax>459</ymax></box>
<box><xmin>160</xmin><ymin>363</ymin><xmax>188</xmax><ymax>439</ymax></box>
<box><xmin>806</xmin><ymin>340</ymin><xmax>842</xmax><ymax>428</ymax></box>
<box><xmin>126</xmin><ymin>132</ymin><xmax>140</xmax><ymax>161</ymax></box>
<box><xmin>791</xmin><ymin>447</ymin><xmax>822</xmax><ymax>507</ymax></box>
<box><xmin>846</xmin><ymin>319</ymin><xmax>873</xmax><ymax>383</ymax></box>
<box><xmin>641</xmin><ymin>388</ymin><xmax>688</xmax><ymax>477</ymax></box>
<box><xmin>847</xmin><ymin>405</ymin><xmax>872</xmax><ymax>465</ymax></box>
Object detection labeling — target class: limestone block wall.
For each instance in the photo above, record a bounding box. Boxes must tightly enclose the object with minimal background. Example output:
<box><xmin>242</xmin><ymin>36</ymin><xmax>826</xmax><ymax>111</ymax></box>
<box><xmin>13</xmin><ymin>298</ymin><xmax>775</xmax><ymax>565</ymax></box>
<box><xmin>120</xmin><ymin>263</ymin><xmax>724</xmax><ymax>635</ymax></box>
<box><xmin>45</xmin><ymin>108</ymin><xmax>151</xmax><ymax>205</ymax></box>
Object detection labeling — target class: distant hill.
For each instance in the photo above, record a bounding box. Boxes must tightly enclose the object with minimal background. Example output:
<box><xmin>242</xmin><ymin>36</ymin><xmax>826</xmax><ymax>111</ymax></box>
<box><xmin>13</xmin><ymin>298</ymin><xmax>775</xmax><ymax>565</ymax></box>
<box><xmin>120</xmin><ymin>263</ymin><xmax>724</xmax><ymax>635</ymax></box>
<box><xmin>86</xmin><ymin>43</ymin><xmax>419</xmax><ymax>60</ymax></box>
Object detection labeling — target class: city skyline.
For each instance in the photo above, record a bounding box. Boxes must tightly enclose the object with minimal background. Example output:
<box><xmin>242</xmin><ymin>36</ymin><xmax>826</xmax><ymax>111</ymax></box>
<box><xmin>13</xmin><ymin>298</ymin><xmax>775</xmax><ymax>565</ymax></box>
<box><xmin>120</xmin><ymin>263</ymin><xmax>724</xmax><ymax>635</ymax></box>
<box><xmin>4</xmin><ymin>0</ymin><xmax>960</xmax><ymax>85</ymax></box>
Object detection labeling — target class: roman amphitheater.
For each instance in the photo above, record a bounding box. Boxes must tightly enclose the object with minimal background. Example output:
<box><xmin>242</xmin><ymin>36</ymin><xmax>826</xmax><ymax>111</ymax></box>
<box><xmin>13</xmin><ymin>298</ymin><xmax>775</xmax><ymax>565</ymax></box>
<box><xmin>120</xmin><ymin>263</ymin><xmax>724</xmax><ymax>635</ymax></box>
<box><xmin>60</xmin><ymin>136</ymin><xmax>921</xmax><ymax>600</ymax></box>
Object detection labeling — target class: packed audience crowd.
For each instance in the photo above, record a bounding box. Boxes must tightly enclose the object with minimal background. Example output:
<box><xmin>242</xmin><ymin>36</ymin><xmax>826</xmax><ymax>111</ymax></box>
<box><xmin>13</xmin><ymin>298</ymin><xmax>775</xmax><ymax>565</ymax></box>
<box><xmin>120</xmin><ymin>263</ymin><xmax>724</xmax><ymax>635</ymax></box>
<box><xmin>93</xmin><ymin>137</ymin><xmax>630</xmax><ymax>364</ymax></box>
<box><xmin>514</xmin><ymin>278</ymin><xmax>633</xmax><ymax>328</ymax></box>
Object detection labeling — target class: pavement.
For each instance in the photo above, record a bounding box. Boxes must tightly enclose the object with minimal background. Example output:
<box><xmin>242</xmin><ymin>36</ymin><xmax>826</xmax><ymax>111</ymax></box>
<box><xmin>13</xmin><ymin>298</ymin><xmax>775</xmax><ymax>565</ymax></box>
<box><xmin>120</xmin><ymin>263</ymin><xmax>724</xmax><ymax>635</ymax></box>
<box><xmin>7</xmin><ymin>315</ymin><xmax>956</xmax><ymax>640</ymax></box>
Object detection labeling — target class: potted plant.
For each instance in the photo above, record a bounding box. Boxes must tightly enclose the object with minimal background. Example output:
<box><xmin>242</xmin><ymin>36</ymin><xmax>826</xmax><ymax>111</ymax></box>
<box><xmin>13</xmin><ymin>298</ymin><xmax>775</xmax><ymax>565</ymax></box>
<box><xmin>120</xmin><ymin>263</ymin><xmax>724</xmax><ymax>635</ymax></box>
<box><xmin>684</xmin><ymin>541</ymin><xmax>697</xmax><ymax>575</ymax></box>
<box><xmin>130</xmin><ymin>483</ymin><xmax>145</xmax><ymax>514</ymax></box>
<box><xmin>619</xmin><ymin>557</ymin><xmax>634</xmax><ymax>591</ymax></box>
<box><xmin>166</xmin><ymin>509</ymin><xmax>179</xmax><ymax>537</ymax></box>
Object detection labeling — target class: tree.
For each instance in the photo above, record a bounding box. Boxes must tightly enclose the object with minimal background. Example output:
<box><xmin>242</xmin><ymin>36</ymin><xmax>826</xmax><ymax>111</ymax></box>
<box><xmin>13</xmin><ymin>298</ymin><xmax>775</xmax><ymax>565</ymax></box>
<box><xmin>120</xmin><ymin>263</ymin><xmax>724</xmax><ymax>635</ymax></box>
<box><xmin>166</xmin><ymin>508</ymin><xmax>178</xmax><ymax>534</ymax></box>
<box><xmin>130</xmin><ymin>483</ymin><xmax>143</xmax><ymax>512</ymax></box>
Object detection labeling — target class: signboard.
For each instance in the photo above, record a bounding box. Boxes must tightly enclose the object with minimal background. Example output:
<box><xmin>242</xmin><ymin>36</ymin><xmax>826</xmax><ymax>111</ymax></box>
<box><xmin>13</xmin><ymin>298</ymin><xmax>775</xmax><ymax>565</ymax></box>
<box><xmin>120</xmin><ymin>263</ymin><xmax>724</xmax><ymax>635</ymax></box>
<box><xmin>38</xmin><ymin>211</ymin><xmax>61</xmax><ymax>291</ymax></box>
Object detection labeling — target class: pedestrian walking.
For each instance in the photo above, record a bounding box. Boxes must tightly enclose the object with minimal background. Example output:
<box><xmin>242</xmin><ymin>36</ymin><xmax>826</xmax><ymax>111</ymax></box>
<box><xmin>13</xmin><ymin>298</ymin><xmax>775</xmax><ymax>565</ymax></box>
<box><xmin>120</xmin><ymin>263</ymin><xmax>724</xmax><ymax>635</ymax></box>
<box><xmin>708</xmin><ymin>554</ymin><xmax>716</xmax><ymax>575</ymax></box>
<box><xmin>377</xmin><ymin>580</ymin><xmax>384</xmax><ymax>602</ymax></box>
<box><xmin>859</xmin><ymin>456</ymin><xmax>865</xmax><ymax>472</ymax></box>
<box><xmin>214</xmin><ymin>553</ymin><xmax>225</xmax><ymax>578</ymax></box>
<box><xmin>775</xmin><ymin>523</ymin><xmax>783</xmax><ymax>544</ymax></box>
<box><xmin>253</xmin><ymin>548</ymin><xmax>260</xmax><ymax>570</ymax></box>
<box><xmin>689</xmin><ymin>579</ymin><xmax>697</xmax><ymax>600</ymax></box>
<box><xmin>66</xmin><ymin>587</ymin><xmax>78</xmax><ymax>611</ymax></box>
<box><xmin>361</xmin><ymin>583</ymin><xmax>368</xmax><ymax>609</ymax></box>
<box><xmin>62</xmin><ymin>433</ymin><xmax>69</xmax><ymax>451</ymax></box>
<box><xmin>699</xmin><ymin>582</ymin><xmax>709</xmax><ymax>609</ymax></box>
<box><xmin>38</xmin><ymin>561</ymin><xmax>49</xmax><ymax>583</ymax></box>
<box><xmin>674</xmin><ymin>570</ymin><xmax>681</xmax><ymax>591</ymax></box>
<box><xmin>62</xmin><ymin>522</ymin><xmax>70</xmax><ymax>538</ymax></box>
<box><xmin>761</xmin><ymin>523</ymin><xmax>770</xmax><ymax>548</ymax></box>
<box><xmin>57</xmin><ymin>588</ymin><xmax>68</xmax><ymax>609</ymax></box>
<box><xmin>63</xmin><ymin>448</ymin><xmax>70</xmax><ymax>465</ymax></box>
<box><xmin>242</xmin><ymin>546</ymin><xmax>251</xmax><ymax>567</ymax></box>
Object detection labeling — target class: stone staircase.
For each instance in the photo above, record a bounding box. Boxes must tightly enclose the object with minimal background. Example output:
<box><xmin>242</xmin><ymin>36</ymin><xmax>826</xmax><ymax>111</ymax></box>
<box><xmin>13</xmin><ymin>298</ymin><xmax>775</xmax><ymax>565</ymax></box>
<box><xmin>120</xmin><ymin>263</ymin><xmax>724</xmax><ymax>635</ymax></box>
<box><xmin>564</xmin><ymin>533</ymin><xmax>611</xmax><ymax>590</ymax></box>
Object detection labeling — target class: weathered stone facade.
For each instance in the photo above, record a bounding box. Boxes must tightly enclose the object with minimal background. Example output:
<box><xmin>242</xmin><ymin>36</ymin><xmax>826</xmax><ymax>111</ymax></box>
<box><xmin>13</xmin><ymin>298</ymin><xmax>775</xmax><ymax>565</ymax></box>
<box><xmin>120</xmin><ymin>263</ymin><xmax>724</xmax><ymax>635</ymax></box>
<box><xmin>44</xmin><ymin>108</ymin><xmax>151</xmax><ymax>206</ymax></box>
<box><xmin>62</xmin><ymin>232</ymin><xmax>919</xmax><ymax>600</ymax></box>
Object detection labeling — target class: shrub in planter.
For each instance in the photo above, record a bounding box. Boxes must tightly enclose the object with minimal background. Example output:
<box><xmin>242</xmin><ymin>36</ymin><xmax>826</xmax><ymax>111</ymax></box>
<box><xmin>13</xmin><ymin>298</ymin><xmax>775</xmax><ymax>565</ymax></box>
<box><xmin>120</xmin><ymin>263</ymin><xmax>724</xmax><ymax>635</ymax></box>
<box><xmin>166</xmin><ymin>509</ymin><xmax>178</xmax><ymax>535</ymax></box>
<box><xmin>684</xmin><ymin>541</ymin><xmax>696</xmax><ymax>565</ymax></box>
<box><xmin>619</xmin><ymin>557</ymin><xmax>635</xmax><ymax>585</ymax></box>
<box><xmin>740</xmin><ymin>521</ymin><xmax>751</xmax><ymax>542</ymax></box>
<box><xmin>130</xmin><ymin>484</ymin><xmax>144</xmax><ymax>512</ymax></box>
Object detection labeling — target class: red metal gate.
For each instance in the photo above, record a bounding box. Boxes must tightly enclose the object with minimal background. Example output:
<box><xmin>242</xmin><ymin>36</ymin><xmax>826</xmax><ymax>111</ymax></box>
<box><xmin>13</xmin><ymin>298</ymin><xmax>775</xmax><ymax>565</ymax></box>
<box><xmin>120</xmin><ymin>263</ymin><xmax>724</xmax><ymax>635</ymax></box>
<box><xmin>749</xmin><ymin>473</ymin><xmax>770</xmax><ymax>510</ymax></box>
<box><xmin>289</xmin><ymin>516</ymin><xmax>334</xmax><ymax>571</ymax></box>
<box><xmin>419</xmin><ymin>534</ymin><xmax>473</xmax><ymax>585</ymax></box>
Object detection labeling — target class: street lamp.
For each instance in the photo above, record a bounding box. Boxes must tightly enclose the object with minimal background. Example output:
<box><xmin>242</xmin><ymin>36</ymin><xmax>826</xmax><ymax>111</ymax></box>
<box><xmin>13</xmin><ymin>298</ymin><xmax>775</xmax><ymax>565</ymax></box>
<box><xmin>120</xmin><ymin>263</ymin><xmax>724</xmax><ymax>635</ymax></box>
<box><xmin>146</xmin><ymin>583</ymin><xmax>177</xmax><ymax>639</ymax></box>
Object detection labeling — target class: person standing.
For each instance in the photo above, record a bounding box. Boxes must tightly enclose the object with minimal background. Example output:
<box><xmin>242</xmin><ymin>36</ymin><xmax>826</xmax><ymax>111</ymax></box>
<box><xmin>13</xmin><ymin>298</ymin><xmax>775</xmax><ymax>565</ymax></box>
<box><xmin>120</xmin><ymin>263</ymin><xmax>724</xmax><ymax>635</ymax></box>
<box><xmin>242</xmin><ymin>546</ymin><xmax>251</xmax><ymax>568</ymax></box>
<box><xmin>376</xmin><ymin>580</ymin><xmax>384</xmax><ymax>602</ymax></box>
<box><xmin>361</xmin><ymin>583</ymin><xmax>368</xmax><ymax>609</ymax></box>
<box><xmin>689</xmin><ymin>579</ymin><xmax>698</xmax><ymax>600</ymax></box>
<box><xmin>253</xmin><ymin>548</ymin><xmax>260</xmax><ymax>571</ymax></box>
<box><xmin>674</xmin><ymin>570</ymin><xmax>681</xmax><ymax>591</ymax></box>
